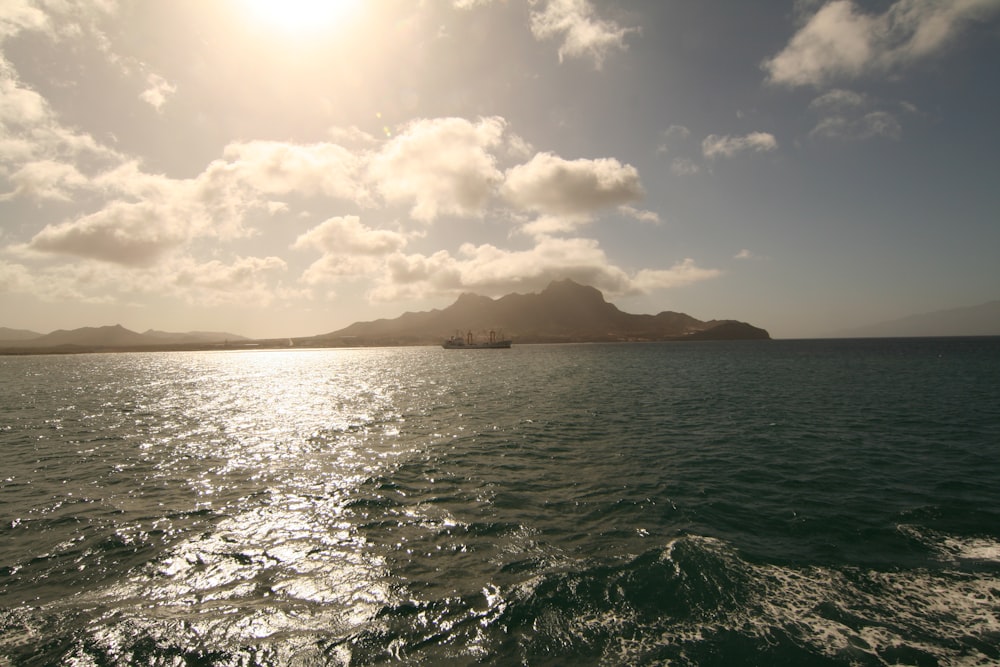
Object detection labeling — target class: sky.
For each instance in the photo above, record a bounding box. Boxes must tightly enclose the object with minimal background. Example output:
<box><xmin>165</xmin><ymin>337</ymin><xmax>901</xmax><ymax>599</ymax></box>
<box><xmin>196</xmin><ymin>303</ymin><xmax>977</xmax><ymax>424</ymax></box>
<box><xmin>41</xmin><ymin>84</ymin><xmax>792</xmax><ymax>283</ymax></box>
<box><xmin>1</xmin><ymin>0</ymin><xmax>998</xmax><ymax>340</ymax></box>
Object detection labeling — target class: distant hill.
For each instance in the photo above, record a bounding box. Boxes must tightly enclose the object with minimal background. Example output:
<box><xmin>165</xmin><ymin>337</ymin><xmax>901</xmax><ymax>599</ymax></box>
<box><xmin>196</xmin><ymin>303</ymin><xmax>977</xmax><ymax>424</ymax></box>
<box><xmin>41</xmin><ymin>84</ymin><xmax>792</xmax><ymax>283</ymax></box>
<box><xmin>1</xmin><ymin>325</ymin><xmax>247</xmax><ymax>351</ymax></box>
<box><xmin>142</xmin><ymin>330</ymin><xmax>250</xmax><ymax>345</ymax></box>
<box><xmin>0</xmin><ymin>327</ymin><xmax>43</xmax><ymax>342</ymax></box>
<box><xmin>842</xmin><ymin>300</ymin><xmax>1000</xmax><ymax>338</ymax></box>
<box><xmin>307</xmin><ymin>279</ymin><xmax>770</xmax><ymax>345</ymax></box>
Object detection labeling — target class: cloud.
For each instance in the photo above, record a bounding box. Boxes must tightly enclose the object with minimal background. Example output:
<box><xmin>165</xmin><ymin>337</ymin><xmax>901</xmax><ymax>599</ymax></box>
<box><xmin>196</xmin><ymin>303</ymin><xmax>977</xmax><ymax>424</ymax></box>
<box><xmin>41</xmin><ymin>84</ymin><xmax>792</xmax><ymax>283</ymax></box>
<box><xmin>293</xmin><ymin>215</ymin><xmax>407</xmax><ymax>257</ymax></box>
<box><xmin>0</xmin><ymin>69</ymin><xmax>50</xmax><ymax>127</ymax></box>
<box><xmin>368</xmin><ymin>116</ymin><xmax>507</xmax><ymax>221</ymax></box>
<box><xmin>670</xmin><ymin>158</ymin><xmax>701</xmax><ymax>176</ymax></box>
<box><xmin>0</xmin><ymin>259</ymin><xmax>33</xmax><ymax>292</ymax></box>
<box><xmin>371</xmin><ymin>235</ymin><xmax>629</xmax><ymax>301</ymax></box>
<box><xmin>0</xmin><ymin>160</ymin><xmax>88</xmax><ymax>201</ymax></box>
<box><xmin>0</xmin><ymin>1</ymin><xmax>50</xmax><ymax>40</ymax></box>
<box><xmin>368</xmin><ymin>235</ymin><xmax>720</xmax><ymax>303</ymax></box>
<box><xmin>17</xmin><ymin>157</ymin><xmax>266</xmax><ymax>267</ymax></box>
<box><xmin>808</xmin><ymin>87</ymin><xmax>866</xmax><ymax>111</ymax></box>
<box><xmin>293</xmin><ymin>216</ymin><xmax>411</xmax><ymax>287</ymax></box>
<box><xmin>764</xmin><ymin>0</ymin><xmax>1000</xmax><ymax>87</ymax></box>
<box><xmin>213</xmin><ymin>140</ymin><xmax>370</xmax><ymax>204</ymax></box>
<box><xmin>0</xmin><ymin>258</ymin><xmax>119</xmax><ymax>303</ymax></box>
<box><xmin>503</xmin><ymin>152</ymin><xmax>644</xmax><ymax>221</ymax></box>
<box><xmin>811</xmin><ymin>110</ymin><xmax>902</xmax><ymax>141</ymax></box>
<box><xmin>13</xmin><ymin>115</ymin><xmax>661</xmax><ymax>298</ymax></box>
<box><xmin>172</xmin><ymin>256</ymin><xmax>288</xmax><ymax>305</ymax></box>
<box><xmin>734</xmin><ymin>248</ymin><xmax>769</xmax><ymax>261</ymax></box>
<box><xmin>618</xmin><ymin>205</ymin><xmax>660</xmax><ymax>224</ymax></box>
<box><xmin>657</xmin><ymin>124</ymin><xmax>692</xmax><ymax>155</ymax></box>
<box><xmin>25</xmin><ymin>200</ymin><xmax>192</xmax><ymax>266</ymax></box>
<box><xmin>633</xmin><ymin>258</ymin><xmax>723</xmax><ymax>290</ymax></box>
<box><xmin>1</xmin><ymin>51</ymin><xmax>122</xmax><ymax>180</ymax></box>
<box><xmin>529</xmin><ymin>0</ymin><xmax>635</xmax><ymax>68</ymax></box>
<box><xmin>139</xmin><ymin>73</ymin><xmax>176</xmax><ymax>112</ymax></box>
<box><xmin>3</xmin><ymin>251</ymin><xmax>295</xmax><ymax>310</ymax></box>
<box><xmin>702</xmin><ymin>132</ymin><xmax>778</xmax><ymax>159</ymax></box>
<box><xmin>808</xmin><ymin>89</ymin><xmax>903</xmax><ymax>141</ymax></box>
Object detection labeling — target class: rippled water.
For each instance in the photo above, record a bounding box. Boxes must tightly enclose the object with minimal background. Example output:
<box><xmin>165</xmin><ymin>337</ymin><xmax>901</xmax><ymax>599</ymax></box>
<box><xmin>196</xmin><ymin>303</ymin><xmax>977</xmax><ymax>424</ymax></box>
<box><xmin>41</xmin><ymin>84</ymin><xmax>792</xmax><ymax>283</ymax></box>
<box><xmin>2</xmin><ymin>339</ymin><xmax>999</xmax><ymax>665</ymax></box>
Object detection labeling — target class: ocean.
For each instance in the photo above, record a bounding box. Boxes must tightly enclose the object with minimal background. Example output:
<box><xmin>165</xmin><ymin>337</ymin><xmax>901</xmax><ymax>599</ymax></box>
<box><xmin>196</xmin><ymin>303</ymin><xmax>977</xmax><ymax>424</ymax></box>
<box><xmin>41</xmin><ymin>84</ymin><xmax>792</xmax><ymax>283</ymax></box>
<box><xmin>1</xmin><ymin>338</ymin><xmax>998</xmax><ymax>666</ymax></box>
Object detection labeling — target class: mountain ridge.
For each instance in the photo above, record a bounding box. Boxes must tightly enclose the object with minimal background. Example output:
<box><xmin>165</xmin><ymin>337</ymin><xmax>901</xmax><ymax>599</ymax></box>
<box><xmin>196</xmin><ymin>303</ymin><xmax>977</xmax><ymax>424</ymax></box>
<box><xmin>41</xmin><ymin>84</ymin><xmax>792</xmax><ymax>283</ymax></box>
<box><xmin>0</xmin><ymin>325</ymin><xmax>247</xmax><ymax>350</ymax></box>
<box><xmin>311</xmin><ymin>279</ymin><xmax>770</xmax><ymax>345</ymax></box>
<box><xmin>0</xmin><ymin>280</ymin><xmax>770</xmax><ymax>352</ymax></box>
<box><xmin>840</xmin><ymin>300</ymin><xmax>1000</xmax><ymax>338</ymax></box>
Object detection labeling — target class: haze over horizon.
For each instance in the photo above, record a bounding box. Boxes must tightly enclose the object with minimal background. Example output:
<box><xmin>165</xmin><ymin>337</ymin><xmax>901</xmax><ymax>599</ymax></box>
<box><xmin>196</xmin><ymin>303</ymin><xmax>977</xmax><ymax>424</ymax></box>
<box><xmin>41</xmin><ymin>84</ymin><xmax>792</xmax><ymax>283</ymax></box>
<box><xmin>2</xmin><ymin>1</ymin><xmax>998</xmax><ymax>340</ymax></box>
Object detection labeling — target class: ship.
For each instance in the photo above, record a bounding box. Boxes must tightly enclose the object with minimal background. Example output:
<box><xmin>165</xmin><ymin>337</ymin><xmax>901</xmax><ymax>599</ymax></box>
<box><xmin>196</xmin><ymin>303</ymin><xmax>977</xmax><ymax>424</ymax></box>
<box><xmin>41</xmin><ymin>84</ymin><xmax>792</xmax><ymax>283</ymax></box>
<box><xmin>442</xmin><ymin>329</ymin><xmax>512</xmax><ymax>349</ymax></box>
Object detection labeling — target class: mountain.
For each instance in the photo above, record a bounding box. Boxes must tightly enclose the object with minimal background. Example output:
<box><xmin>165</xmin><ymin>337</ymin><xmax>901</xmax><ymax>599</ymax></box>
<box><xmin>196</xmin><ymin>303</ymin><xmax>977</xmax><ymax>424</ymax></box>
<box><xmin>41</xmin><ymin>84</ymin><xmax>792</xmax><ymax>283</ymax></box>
<box><xmin>311</xmin><ymin>279</ymin><xmax>769</xmax><ymax>345</ymax></box>
<box><xmin>841</xmin><ymin>300</ymin><xmax>1000</xmax><ymax>338</ymax></box>
<box><xmin>1</xmin><ymin>325</ymin><xmax>247</xmax><ymax>351</ymax></box>
<box><xmin>24</xmin><ymin>324</ymin><xmax>152</xmax><ymax>348</ymax></box>
<box><xmin>142</xmin><ymin>330</ymin><xmax>249</xmax><ymax>344</ymax></box>
<box><xmin>0</xmin><ymin>327</ymin><xmax>42</xmax><ymax>342</ymax></box>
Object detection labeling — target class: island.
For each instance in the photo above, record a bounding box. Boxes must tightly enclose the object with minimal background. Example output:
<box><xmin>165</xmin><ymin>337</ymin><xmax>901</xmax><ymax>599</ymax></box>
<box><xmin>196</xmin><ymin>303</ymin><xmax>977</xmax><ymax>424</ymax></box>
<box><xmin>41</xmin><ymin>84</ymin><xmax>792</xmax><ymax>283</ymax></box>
<box><xmin>0</xmin><ymin>279</ymin><xmax>769</xmax><ymax>354</ymax></box>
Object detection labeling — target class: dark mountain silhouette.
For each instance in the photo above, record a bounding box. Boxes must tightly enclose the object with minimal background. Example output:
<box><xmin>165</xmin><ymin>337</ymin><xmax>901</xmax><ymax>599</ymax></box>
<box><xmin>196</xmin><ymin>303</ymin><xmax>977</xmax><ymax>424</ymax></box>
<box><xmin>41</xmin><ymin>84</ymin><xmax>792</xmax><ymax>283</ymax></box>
<box><xmin>1</xmin><ymin>280</ymin><xmax>768</xmax><ymax>354</ymax></box>
<box><xmin>840</xmin><ymin>300</ymin><xmax>1000</xmax><ymax>338</ymax></box>
<box><xmin>310</xmin><ymin>279</ymin><xmax>769</xmax><ymax>345</ymax></box>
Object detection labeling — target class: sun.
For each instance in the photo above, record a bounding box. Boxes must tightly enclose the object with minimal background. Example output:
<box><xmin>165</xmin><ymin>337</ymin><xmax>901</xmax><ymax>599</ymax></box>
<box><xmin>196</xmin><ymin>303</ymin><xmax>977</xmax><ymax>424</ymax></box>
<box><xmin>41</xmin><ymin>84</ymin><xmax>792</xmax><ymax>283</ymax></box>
<box><xmin>240</xmin><ymin>0</ymin><xmax>361</xmax><ymax>35</ymax></box>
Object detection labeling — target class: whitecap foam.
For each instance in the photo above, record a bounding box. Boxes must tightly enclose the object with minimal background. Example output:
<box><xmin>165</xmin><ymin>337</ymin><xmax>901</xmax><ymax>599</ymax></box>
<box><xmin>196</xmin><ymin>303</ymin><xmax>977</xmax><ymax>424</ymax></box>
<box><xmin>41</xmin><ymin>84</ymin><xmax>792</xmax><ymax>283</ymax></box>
<box><xmin>550</xmin><ymin>534</ymin><xmax>1000</xmax><ymax>666</ymax></box>
<box><xmin>899</xmin><ymin>524</ymin><xmax>1000</xmax><ymax>564</ymax></box>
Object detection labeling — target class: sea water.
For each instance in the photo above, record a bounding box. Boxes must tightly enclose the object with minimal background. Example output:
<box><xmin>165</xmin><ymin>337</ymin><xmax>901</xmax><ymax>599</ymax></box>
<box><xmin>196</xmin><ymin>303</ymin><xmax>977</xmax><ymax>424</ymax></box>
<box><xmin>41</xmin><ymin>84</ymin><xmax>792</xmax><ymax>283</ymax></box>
<box><xmin>1</xmin><ymin>338</ymin><xmax>998</xmax><ymax>665</ymax></box>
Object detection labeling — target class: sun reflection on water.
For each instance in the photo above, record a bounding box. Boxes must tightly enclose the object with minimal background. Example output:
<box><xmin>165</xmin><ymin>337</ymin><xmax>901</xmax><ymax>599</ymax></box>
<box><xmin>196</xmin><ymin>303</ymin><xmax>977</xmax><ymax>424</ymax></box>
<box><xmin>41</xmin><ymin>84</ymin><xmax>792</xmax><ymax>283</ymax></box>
<box><xmin>65</xmin><ymin>348</ymin><xmax>449</xmax><ymax>659</ymax></box>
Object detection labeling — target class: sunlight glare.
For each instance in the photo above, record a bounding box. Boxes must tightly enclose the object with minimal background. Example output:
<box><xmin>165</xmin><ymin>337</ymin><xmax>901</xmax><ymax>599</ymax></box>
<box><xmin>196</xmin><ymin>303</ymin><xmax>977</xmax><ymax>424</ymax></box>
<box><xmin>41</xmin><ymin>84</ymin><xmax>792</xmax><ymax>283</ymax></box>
<box><xmin>240</xmin><ymin>0</ymin><xmax>361</xmax><ymax>35</ymax></box>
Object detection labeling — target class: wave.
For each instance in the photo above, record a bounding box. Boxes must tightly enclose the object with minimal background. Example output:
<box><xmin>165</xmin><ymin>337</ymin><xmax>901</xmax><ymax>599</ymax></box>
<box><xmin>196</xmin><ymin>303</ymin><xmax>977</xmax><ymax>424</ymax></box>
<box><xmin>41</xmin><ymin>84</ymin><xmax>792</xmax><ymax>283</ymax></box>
<box><xmin>6</xmin><ymin>531</ymin><xmax>998</xmax><ymax>665</ymax></box>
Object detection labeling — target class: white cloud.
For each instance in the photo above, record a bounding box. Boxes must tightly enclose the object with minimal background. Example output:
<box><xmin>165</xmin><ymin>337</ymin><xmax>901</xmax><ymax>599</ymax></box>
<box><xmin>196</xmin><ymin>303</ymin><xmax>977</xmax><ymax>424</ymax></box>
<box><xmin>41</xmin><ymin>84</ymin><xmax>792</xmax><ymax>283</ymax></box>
<box><xmin>368</xmin><ymin>116</ymin><xmax>507</xmax><ymax>221</ymax></box>
<box><xmin>0</xmin><ymin>259</ymin><xmax>119</xmax><ymax>304</ymax></box>
<box><xmin>529</xmin><ymin>0</ymin><xmax>635</xmax><ymax>68</ymax></box>
<box><xmin>25</xmin><ymin>200</ymin><xmax>192</xmax><ymax>266</ymax></box>
<box><xmin>299</xmin><ymin>253</ymin><xmax>387</xmax><ymax>286</ymax></box>
<box><xmin>503</xmin><ymin>152</ymin><xmax>644</xmax><ymax>219</ymax></box>
<box><xmin>0</xmin><ymin>259</ymin><xmax>33</xmax><ymax>292</ymax></box>
<box><xmin>217</xmin><ymin>140</ymin><xmax>370</xmax><ymax>203</ymax></box>
<box><xmin>0</xmin><ymin>160</ymin><xmax>87</xmax><ymax>201</ymax></box>
<box><xmin>3</xmin><ymin>250</ymin><xmax>295</xmax><ymax>311</ymax></box>
<box><xmin>1</xmin><ymin>51</ymin><xmax>122</xmax><ymax>182</ymax></box>
<box><xmin>0</xmin><ymin>1</ymin><xmax>50</xmax><ymax>41</ymax></box>
<box><xmin>618</xmin><ymin>205</ymin><xmax>660</xmax><ymax>224</ymax></box>
<box><xmin>327</xmin><ymin>125</ymin><xmax>378</xmax><ymax>146</ymax></box>
<box><xmin>0</xmin><ymin>70</ymin><xmax>50</xmax><ymax>127</ymax></box>
<box><xmin>293</xmin><ymin>216</ymin><xmax>411</xmax><ymax>287</ymax></box>
<box><xmin>519</xmin><ymin>215</ymin><xmax>582</xmax><ymax>237</ymax></box>
<box><xmin>172</xmin><ymin>256</ymin><xmax>288</xmax><ymax>305</ymax></box>
<box><xmin>764</xmin><ymin>0</ymin><xmax>1000</xmax><ymax>87</ymax></box>
<box><xmin>702</xmin><ymin>132</ymin><xmax>778</xmax><ymax>159</ymax></box>
<box><xmin>293</xmin><ymin>216</ymin><xmax>407</xmax><ymax>256</ymax></box>
<box><xmin>367</xmin><ymin>235</ymin><xmax>720</xmax><ymax>304</ymax></box>
<box><xmin>371</xmin><ymin>235</ymin><xmax>628</xmax><ymax>301</ymax></box>
<box><xmin>633</xmin><ymin>258</ymin><xmax>723</xmax><ymax>291</ymax></box>
<box><xmin>139</xmin><ymin>73</ymin><xmax>176</xmax><ymax>112</ymax></box>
